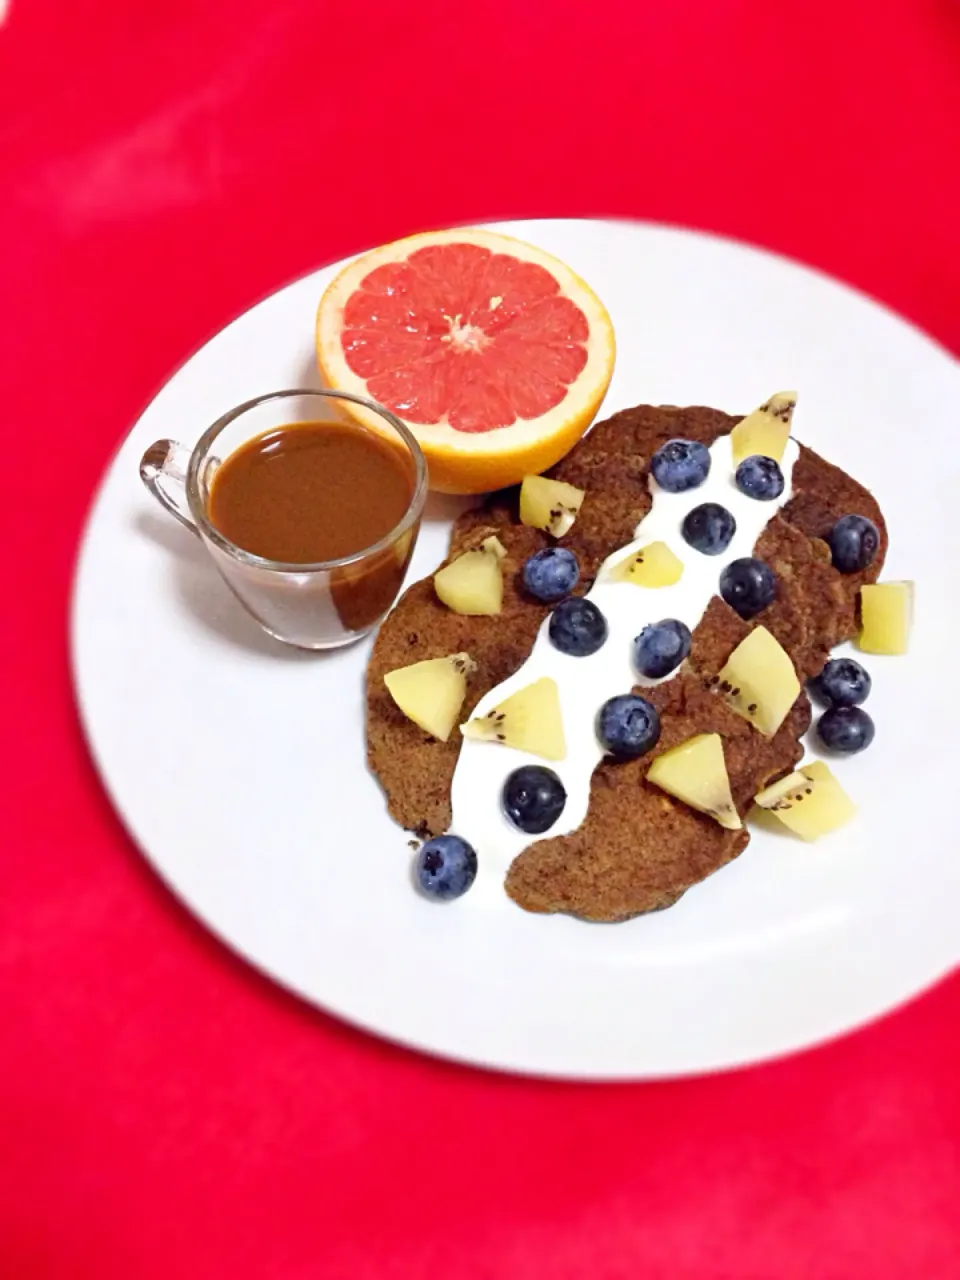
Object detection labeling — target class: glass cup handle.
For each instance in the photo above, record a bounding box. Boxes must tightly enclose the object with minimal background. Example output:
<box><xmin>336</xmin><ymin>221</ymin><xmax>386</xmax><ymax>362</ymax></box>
<box><xmin>139</xmin><ymin>440</ymin><xmax>199</xmax><ymax>536</ymax></box>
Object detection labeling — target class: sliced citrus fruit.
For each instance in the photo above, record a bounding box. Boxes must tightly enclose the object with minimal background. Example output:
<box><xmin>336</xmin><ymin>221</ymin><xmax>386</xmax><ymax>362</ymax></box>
<box><xmin>316</xmin><ymin>228</ymin><xmax>616</xmax><ymax>494</ymax></box>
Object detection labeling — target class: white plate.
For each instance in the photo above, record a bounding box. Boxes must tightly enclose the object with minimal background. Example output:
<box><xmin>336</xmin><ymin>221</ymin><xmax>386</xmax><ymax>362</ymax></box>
<box><xmin>72</xmin><ymin>219</ymin><xmax>960</xmax><ymax>1079</ymax></box>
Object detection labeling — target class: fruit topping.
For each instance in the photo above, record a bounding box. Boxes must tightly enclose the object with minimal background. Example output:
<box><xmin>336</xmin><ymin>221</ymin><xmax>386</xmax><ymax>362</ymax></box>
<box><xmin>519</xmin><ymin>475</ymin><xmax>585</xmax><ymax>537</ymax></box>
<box><xmin>522</xmin><ymin>546</ymin><xmax>580</xmax><ymax>603</ymax></box>
<box><xmin>735</xmin><ymin>455</ymin><xmax>785</xmax><ymax>501</ymax></box>
<box><xmin>682</xmin><ymin>503</ymin><xmax>736</xmax><ymax>556</ymax></box>
<box><xmin>826</xmin><ymin>514</ymin><xmax>880</xmax><ymax>574</ymax></box>
<box><xmin>650</xmin><ymin>439</ymin><xmax>712</xmax><ymax>493</ymax></box>
<box><xmin>810</xmin><ymin>658</ymin><xmax>872</xmax><ymax>707</ymax></box>
<box><xmin>434</xmin><ymin>536</ymin><xmax>506</xmax><ymax>615</ymax></box>
<box><xmin>730</xmin><ymin>391</ymin><xmax>796</xmax><ymax>464</ymax></box>
<box><xmin>719</xmin><ymin>557</ymin><xmax>777</xmax><ymax>620</ymax></box>
<box><xmin>596</xmin><ymin>694</ymin><xmax>662</xmax><ymax>759</ymax></box>
<box><xmin>416</xmin><ymin>835</ymin><xmax>478</xmax><ymax>899</ymax></box>
<box><xmin>646</xmin><ymin>733</ymin><xmax>742</xmax><ymax>830</ymax></box>
<box><xmin>633</xmin><ymin>619</ymin><xmax>692</xmax><ymax>680</ymax></box>
<box><xmin>502</xmin><ymin>765</ymin><xmax>566</xmax><ymax>834</ymax></box>
<box><xmin>383</xmin><ymin>652</ymin><xmax>477</xmax><ymax>741</ymax></box>
<box><xmin>817</xmin><ymin>706</ymin><xmax>875</xmax><ymax>754</ymax></box>
<box><xmin>753</xmin><ymin>760</ymin><xmax>855</xmax><ymax>841</ymax></box>
<box><xmin>858</xmin><ymin>581</ymin><xmax>913</xmax><ymax>654</ymax></box>
<box><xmin>713</xmin><ymin>625</ymin><xmax>801</xmax><ymax>738</ymax></box>
<box><xmin>607</xmin><ymin>540</ymin><xmax>684</xmax><ymax>587</ymax></box>
<box><xmin>548</xmin><ymin>597</ymin><xmax>609</xmax><ymax>656</ymax></box>
<box><xmin>461</xmin><ymin>676</ymin><xmax>566</xmax><ymax>761</ymax></box>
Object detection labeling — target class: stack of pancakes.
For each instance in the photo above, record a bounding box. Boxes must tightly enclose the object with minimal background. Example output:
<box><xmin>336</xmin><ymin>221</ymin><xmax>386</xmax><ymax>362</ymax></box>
<box><xmin>366</xmin><ymin>404</ymin><xmax>886</xmax><ymax>921</ymax></box>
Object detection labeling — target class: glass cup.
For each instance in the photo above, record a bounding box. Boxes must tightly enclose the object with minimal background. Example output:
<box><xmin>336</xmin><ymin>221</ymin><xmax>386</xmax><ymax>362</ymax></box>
<box><xmin>139</xmin><ymin>389</ymin><xmax>428</xmax><ymax>650</ymax></box>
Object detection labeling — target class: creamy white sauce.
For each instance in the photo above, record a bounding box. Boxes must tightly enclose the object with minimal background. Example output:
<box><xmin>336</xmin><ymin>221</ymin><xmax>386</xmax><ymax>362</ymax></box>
<box><xmin>450</xmin><ymin>434</ymin><xmax>800</xmax><ymax>883</ymax></box>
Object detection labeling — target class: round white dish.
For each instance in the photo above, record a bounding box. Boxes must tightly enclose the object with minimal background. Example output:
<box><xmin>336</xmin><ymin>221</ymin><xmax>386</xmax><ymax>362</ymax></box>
<box><xmin>72</xmin><ymin>219</ymin><xmax>960</xmax><ymax>1078</ymax></box>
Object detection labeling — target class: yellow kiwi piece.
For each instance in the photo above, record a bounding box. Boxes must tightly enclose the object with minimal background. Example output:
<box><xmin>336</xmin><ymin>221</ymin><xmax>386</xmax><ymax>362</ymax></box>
<box><xmin>858</xmin><ymin>581</ymin><xmax>914</xmax><ymax>655</ymax></box>
<box><xmin>462</xmin><ymin>676</ymin><xmax>566</xmax><ymax>761</ymax></box>
<box><xmin>753</xmin><ymin>760</ymin><xmax>856</xmax><ymax>841</ymax></box>
<box><xmin>384</xmin><ymin>653</ymin><xmax>477</xmax><ymax>742</ymax></box>
<box><xmin>519</xmin><ymin>475</ymin><xmax>585</xmax><ymax>537</ymax></box>
<box><xmin>434</xmin><ymin>537</ymin><xmax>506</xmax><ymax>615</ymax></box>
<box><xmin>608</xmin><ymin>540</ymin><xmax>684</xmax><ymax>587</ymax></box>
<box><xmin>714</xmin><ymin>626</ymin><xmax>800</xmax><ymax>737</ymax></box>
<box><xmin>730</xmin><ymin>391</ymin><xmax>797</xmax><ymax>464</ymax></box>
<box><xmin>646</xmin><ymin>733</ymin><xmax>742</xmax><ymax>830</ymax></box>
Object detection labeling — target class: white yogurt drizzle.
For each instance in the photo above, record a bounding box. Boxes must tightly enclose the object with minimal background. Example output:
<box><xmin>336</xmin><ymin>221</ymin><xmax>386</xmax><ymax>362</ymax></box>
<box><xmin>450</xmin><ymin>433</ymin><xmax>800</xmax><ymax>884</ymax></box>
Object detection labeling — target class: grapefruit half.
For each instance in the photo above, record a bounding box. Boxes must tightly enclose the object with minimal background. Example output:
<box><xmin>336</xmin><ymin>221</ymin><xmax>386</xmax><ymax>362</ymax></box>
<box><xmin>316</xmin><ymin>228</ymin><xmax>616</xmax><ymax>494</ymax></box>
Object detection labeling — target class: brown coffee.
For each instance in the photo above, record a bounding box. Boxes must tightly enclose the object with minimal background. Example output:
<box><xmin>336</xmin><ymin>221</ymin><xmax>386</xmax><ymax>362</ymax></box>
<box><xmin>208</xmin><ymin>420</ymin><xmax>415</xmax><ymax>564</ymax></box>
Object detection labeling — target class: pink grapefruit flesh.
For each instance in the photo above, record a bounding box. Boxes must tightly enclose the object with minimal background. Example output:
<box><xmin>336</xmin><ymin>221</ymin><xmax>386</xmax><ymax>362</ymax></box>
<box><xmin>341</xmin><ymin>243</ymin><xmax>591</xmax><ymax>434</ymax></box>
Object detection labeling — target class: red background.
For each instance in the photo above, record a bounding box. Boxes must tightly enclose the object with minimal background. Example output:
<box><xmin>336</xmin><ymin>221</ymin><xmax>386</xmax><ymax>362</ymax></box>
<box><xmin>2</xmin><ymin>2</ymin><xmax>959</xmax><ymax>1276</ymax></box>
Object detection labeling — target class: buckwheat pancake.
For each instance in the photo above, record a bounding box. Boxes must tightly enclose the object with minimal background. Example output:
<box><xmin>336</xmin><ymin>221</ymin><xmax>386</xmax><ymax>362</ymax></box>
<box><xmin>366</xmin><ymin>403</ymin><xmax>886</xmax><ymax>921</ymax></box>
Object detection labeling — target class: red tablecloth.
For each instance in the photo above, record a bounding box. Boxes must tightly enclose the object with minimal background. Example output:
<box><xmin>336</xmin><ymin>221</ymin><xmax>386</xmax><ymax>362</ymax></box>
<box><xmin>2</xmin><ymin>2</ymin><xmax>958</xmax><ymax>1276</ymax></box>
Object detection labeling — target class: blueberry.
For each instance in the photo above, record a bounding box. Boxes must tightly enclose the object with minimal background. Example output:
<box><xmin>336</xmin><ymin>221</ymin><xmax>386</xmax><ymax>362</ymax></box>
<box><xmin>633</xmin><ymin>619</ymin><xmax>692</xmax><ymax>679</ymax></box>
<box><xmin>651</xmin><ymin>438</ymin><xmax>712</xmax><ymax>493</ymax></box>
<box><xmin>811</xmin><ymin>658</ymin><xmax>872</xmax><ymax>708</ymax></box>
<box><xmin>681</xmin><ymin>503</ymin><xmax>736</xmax><ymax>555</ymax></box>
<box><xmin>596</xmin><ymin>694</ymin><xmax>662</xmax><ymax>758</ymax></box>
<box><xmin>416</xmin><ymin>835</ymin><xmax>478</xmax><ymax>900</ymax></box>
<box><xmin>827</xmin><ymin>514</ymin><xmax>880</xmax><ymax>574</ymax></box>
<box><xmin>548</xmin><ymin>597</ymin><xmax>608</xmax><ymax>656</ymax></box>
<box><xmin>522</xmin><ymin>547</ymin><xmax>580</xmax><ymax>603</ymax></box>
<box><xmin>735</xmin><ymin>455</ymin><xmax>785</xmax><ymax>501</ymax></box>
<box><xmin>817</xmin><ymin>706</ymin><xmax>875</xmax><ymax>754</ymax></box>
<box><xmin>502</xmin><ymin>765</ymin><xmax>566</xmax><ymax>834</ymax></box>
<box><xmin>719</xmin><ymin>557</ymin><xmax>777</xmax><ymax>619</ymax></box>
